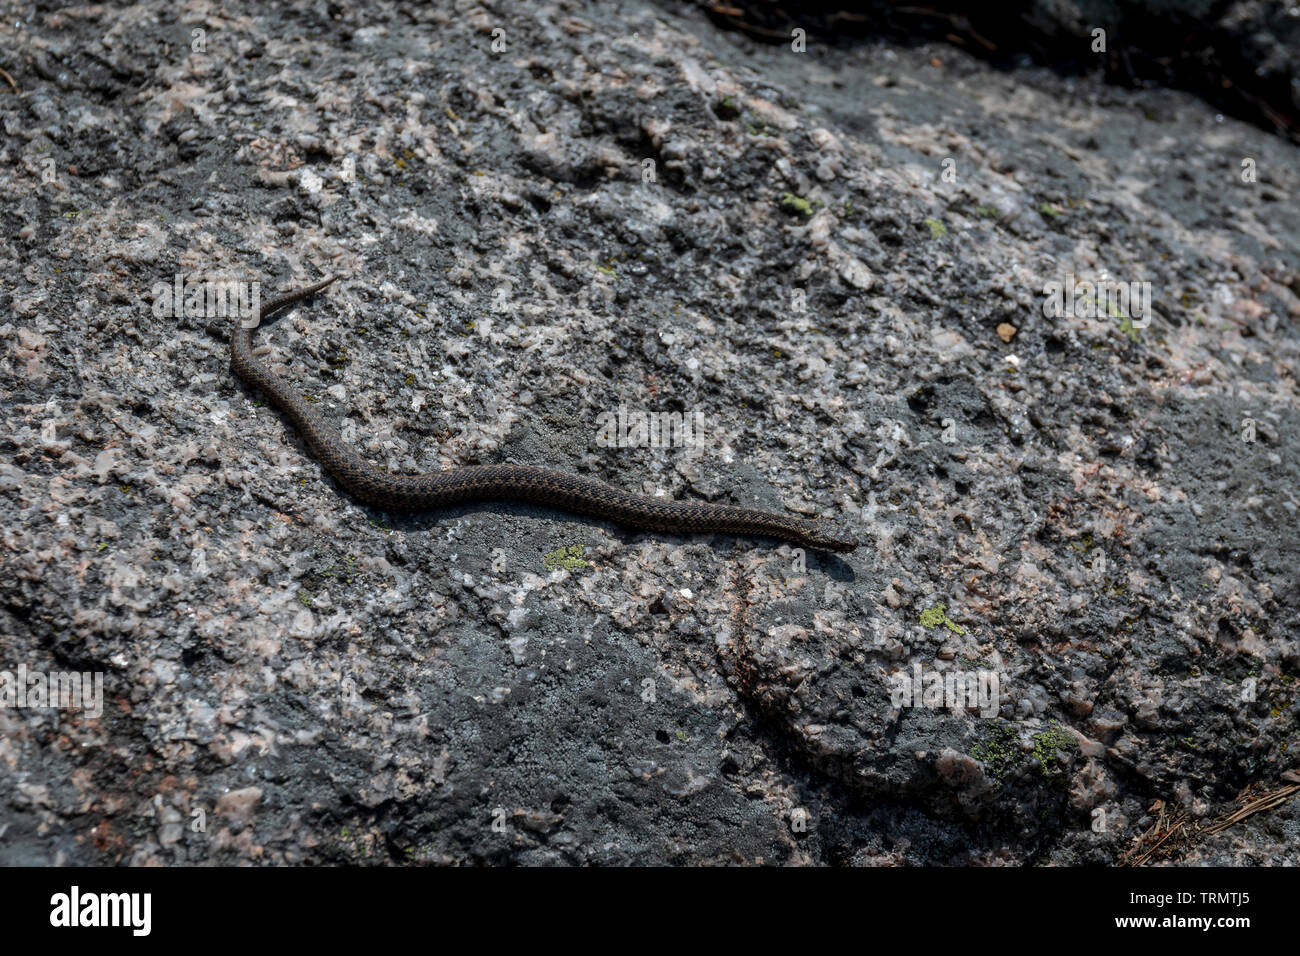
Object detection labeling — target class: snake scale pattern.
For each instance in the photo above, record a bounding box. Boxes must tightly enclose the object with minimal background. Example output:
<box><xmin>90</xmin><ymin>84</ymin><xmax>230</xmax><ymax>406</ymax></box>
<box><xmin>230</xmin><ymin>275</ymin><xmax>858</xmax><ymax>552</ymax></box>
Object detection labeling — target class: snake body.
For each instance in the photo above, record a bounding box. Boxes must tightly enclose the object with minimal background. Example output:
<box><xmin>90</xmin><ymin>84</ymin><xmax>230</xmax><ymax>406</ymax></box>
<box><xmin>230</xmin><ymin>276</ymin><xmax>858</xmax><ymax>553</ymax></box>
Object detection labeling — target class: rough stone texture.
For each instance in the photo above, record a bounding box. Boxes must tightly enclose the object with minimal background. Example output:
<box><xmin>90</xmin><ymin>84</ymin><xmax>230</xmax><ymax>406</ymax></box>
<box><xmin>691</xmin><ymin>0</ymin><xmax>1300</xmax><ymax>142</ymax></box>
<box><xmin>0</xmin><ymin>0</ymin><xmax>1297</xmax><ymax>865</ymax></box>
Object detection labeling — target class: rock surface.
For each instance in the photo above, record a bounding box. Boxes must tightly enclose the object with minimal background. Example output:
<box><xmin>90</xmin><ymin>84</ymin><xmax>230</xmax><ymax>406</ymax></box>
<box><xmin>0</xmin><ymin>0</ymin><xmax>1297</xmax><ymax>864</ymax></box>
<box><xmin>691</xmin><ymin>0</ymin><xmax>1300</xmax><ymax>142</ymax></box>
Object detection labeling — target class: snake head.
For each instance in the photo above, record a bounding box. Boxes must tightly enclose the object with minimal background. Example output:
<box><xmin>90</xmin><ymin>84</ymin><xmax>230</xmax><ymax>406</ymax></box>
<box><xmin>801</xmin><ymin>523</ymin><xmax>858</xmax><ymax>553</ymax></box>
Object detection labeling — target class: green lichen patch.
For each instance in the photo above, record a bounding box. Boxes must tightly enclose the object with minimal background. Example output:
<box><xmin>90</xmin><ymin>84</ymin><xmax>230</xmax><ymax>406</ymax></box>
<box><xmin>543</xmin><ymin>544</ymin><xmax>588</xmax><ymax>571</ymax></box>
<box><xmin>919</xmin><ymin>601</ymin><xmax>965</xmax><ymax>634</ymax></box>
<box><xmin>924</xmin><ymin>217</ymin><xmax>948</xmax><ymax>238</ymax></box>
<box><xmin>971</xmin><ymin>721</ymin><xmax>1020</xmax><ymax>783</ymax></box>
<box><xmin>1031</xmin><ymin>723</ymin><xmax>1078</xmax><ymax>779</ymax></box>
<box><xmin>971</xmin><ymin>721</ymin><xmax>1078</xmax><ymax>786</ymax></box>
<box><xmin>780</xmin><ymin>192</ymin><xmax>815</xmax><ymax>218</ymax></box>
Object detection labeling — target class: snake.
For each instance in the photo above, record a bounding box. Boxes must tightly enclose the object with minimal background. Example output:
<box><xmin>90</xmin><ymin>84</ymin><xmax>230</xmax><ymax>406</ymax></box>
<box><xmin>230</xmin><ymin>275</ymin><xmax>858</xmax><ymax>552</ymax></box>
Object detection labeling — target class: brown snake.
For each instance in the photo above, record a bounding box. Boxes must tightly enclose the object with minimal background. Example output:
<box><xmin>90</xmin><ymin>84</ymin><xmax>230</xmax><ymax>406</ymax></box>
<box><xmin>230</xmin><ymin>275</ymin><xmax>858</xmax><ymax>552</ymax></box>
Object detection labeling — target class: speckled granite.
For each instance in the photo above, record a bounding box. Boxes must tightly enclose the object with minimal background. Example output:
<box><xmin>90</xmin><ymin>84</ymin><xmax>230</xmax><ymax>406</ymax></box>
<box><xmin>0</xmin><ymin>0</ymin><xmax>1296</xmax><ymax>865</ymax></box>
